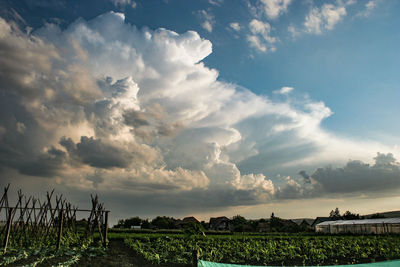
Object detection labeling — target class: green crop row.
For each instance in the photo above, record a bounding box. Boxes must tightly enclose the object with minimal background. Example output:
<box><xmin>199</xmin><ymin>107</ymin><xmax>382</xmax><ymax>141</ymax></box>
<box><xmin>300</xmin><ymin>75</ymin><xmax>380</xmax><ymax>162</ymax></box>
<box><xmin>124</xmin><ymin>234</ymin><xmax>400</xmax><ymax>266</ymax></box>
<box><xmin>0</xmin><ymin>230</ymin><xmax>105</xmax><ymax>266</ymax></box>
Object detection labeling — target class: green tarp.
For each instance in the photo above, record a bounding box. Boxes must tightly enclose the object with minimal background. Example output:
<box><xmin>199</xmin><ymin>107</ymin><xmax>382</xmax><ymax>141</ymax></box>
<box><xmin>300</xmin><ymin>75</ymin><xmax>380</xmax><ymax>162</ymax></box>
<box><xmin>198</xmin><ymin>260</ymin><xmax>400</xmax><ymax>267</ymax></box>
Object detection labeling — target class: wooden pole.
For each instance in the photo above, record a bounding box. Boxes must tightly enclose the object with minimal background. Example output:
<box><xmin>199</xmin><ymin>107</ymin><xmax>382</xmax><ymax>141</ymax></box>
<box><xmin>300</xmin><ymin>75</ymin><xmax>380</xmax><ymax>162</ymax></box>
<box><xmin>192</xmin><ymin>247</ymin><xmax>199</xmax><ymax>267</ymax></box>
<box><xmin>103</xmin><ymin>211</ymin><xmax>109</xmax><ymax>247</ymax></box>
<box><xmin>3</xmin><ymin>207</ymin><xmax>13</xmax><ymax>253</ymax></box>
<box><xmin>56</xmin><ymin>209</ymin><xmax>64</xmax><ymax>251</ymax></box>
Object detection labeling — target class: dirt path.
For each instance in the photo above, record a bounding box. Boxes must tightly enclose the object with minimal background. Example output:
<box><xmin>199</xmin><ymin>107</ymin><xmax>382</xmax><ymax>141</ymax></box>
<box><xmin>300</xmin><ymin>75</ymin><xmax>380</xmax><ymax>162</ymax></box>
<box><xmin>74</xmin><ymin>239</ymin><xmax>152</xmax><ymax>267</ymax></box>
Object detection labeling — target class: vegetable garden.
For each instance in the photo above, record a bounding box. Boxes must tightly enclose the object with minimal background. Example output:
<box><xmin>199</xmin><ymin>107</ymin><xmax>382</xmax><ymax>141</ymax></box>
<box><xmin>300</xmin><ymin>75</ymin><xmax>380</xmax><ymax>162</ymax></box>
<box><xmin>121</xmin><ymin>232</ymin><xmax>400</xmax><ymax>266</ymax></box>
<box><xmin>2</xmin><ymin>184</ymin><xmax>400</xmax><ymax>266</ymax></box>
<box><xmin>0</xmin><ymin>185</ymin><xmax>108</xmax><ymax>266</ymax></box>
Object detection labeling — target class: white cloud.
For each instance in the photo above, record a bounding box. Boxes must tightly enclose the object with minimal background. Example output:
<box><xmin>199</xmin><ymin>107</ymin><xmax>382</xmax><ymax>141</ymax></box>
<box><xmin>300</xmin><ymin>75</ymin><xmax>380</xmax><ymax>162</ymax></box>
<box><xmin>209</xmin><ymin>0</ymin><xmax>224</xmax><ymax>6</ymax></box>
<box><xmin>356</xmin><ymin>0</ymin><xmax>378</xmax><ymax>17</ymax></box>
<box><xmin>0</xmin><ymin>13</ymin><xmax>399</xmax><ymax>218</ymax></box>
<box><xmin>202</xmin><ymin>21</ymin><xmax>213</xmax><ymax>33</ymax></box>
<box><xmin>229</xmin><ymin>22</ymin><xmax>241</xmax><ymax>31</ymax></box>
<box><xmin>247</xmin><ymin>19</ymin><xmax>277</xmax><ymax>52</ymax></box>
<box><xmin>260</xmin><ymin>0</ymin><xmax>292</xmax><ymax>20</ymax></box>
<box><xmin>111</xmin><ymin>0</ymin><xmax>136</xmax><ymax>8</ymax></box>
<box><xmin>247</xmin><ymin>35</ymin><xmax>267</xmax><ymax>52</ymax></box>
<box><xmin>304</xmin><ymin>4</ymin><xmax>347</xmax><ymax>34</ymax></box>
<box><xmin>287</xmin><ymin>24</ymin><xmax>300</xmax><ymax>38</ymax></box>
<box><xmin>199</xmin><ymin>10</ymin><xmax>215</xmax><ymax>33</ymax></box>
<box><xmin>274</xmin><ymin>86</ymin><xmax>293</xmax><ymax>95</ymax></box>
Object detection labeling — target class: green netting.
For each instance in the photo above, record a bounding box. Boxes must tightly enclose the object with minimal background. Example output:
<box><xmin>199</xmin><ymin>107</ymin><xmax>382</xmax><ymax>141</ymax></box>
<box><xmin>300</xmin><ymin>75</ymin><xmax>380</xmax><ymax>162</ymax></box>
<box><xmin>198</xmin><ymin>259</ymin><xmax>400</xmax><ymax>267</ymax></box>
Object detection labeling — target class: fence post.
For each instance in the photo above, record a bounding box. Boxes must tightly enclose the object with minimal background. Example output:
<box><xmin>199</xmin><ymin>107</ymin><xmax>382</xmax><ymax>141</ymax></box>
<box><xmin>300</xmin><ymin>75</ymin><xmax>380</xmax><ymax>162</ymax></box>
<box><xmin>103</xmin><ymin>211</ymin><xmax>109</xmax><ymax>247</ymax></box>
<box><xmin>3</xmin><ymin>207</ymin><xmax>13</xmax><ymax>253</ymax></box>
<box><xmin>192</xmin><ymin>247</ymin><xmax>199</xmax><ymax>267</ymax></box>
<box><xmin>57</xmin><ymin>209</ymin><xmax>64</xmax><ymax>251</ymax></box>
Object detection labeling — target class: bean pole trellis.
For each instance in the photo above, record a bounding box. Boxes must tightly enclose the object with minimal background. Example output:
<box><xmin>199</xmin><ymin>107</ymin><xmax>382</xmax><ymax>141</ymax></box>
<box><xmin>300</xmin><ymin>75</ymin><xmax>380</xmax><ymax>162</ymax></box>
<box><xmin>0</xmin><ymin>184</ymin><xmax>110</xmax><ymax>253</ymax></box>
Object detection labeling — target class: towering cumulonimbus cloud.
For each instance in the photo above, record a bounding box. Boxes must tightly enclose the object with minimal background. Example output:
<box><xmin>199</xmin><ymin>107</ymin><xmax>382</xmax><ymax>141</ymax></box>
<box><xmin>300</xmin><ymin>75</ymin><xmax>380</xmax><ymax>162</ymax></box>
<box><xmin>0</xmin><ymin>12</ymin><xmax>398</xmax><ymax>216</ymax></box>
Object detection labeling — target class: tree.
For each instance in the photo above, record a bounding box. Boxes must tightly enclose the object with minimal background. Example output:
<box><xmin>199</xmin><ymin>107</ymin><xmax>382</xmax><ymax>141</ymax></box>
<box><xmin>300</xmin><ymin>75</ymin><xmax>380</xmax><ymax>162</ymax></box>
<box><xmin>371</xmin><ymin>213</ymin><xmax>386</xmax><ymax>219</ymax></box>
<box><xmin>124</xmin><ymin>216</ymin><xmax>142</xmax><ymax>228</ymax></box>
<box><xmin>329</xmin><ymin>207</ymin><xmax>341</xmax><ymax>220</ymax></box>
<box><xmin>269</xmin><ymin>214</ymin><xmax>285</xmax><ymax>231</ymax></box>
<box><xmin>232</xmin><ymin>215</ymin><xmax>247</xmax><ymax>232</ymax></box>
<box><xmin>342</xmin><ymin>211</ymin><xmax>360</xmax><ymax>220</ymax></box>
<box><xmin>151</xmin><ymin>216</ymin><xmax>176</xmax><ymax>229</ymax></box>
<box><xmin>141</xmin><ymin>219</ymin><xmax>151</xmax><ymax>229</ymax></box>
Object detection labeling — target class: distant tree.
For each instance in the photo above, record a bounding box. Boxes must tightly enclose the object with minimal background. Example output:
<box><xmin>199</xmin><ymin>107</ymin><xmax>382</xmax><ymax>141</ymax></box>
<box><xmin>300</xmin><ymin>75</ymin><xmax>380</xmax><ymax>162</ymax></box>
<box><xmin>124</xmin><ymin>216</ymin><xmax>142</xmax><ymax>228</ymax></box>
<box><xmin>114</xmin><ymin>217</ymin><xmax>142</xmax><ymax>228</ymax></box>
<box><xmin>141</xmin><ymin>219</ymin><xmax>151</xmax><ymax>229</ymax></box>
<box><xmin>200</xmin><ymin>220</ymin><xmax>208</xmax><ymax>229</ymax></box>
<box><xmin>329</xmin><ymin>207</ymin><xmax>341</xmax><ymax>220</ymax></box>
<box><xmin>232</xmin><ymin>215</ymin><xmax>247</xmax><ymax>232</ymax></box>
<box><xmin>115</xmin><ymin>219</ymin><xmax>125</xmax><ymax>228</ymax></box>
<box><xmin>151</xmin><ymin>216</ymin><xmax>176</xmax><ymax>229</ymax></box>
<box><xmin>269</xmin><ymin>214</ymin><xmax>285</xmax><ymax>231</ymax></box>
<box><xmin>371</xmin><ymin>213</ymin><xmax>386</xmax><ymax>219</ymax></box>
<box><xmin>342</xmin><ymin>211</ymin><xmax>360</xmax><ymax>220</ymax></box>
<box><xmin>249</xmin><ymin>220</ymin><xmax>258</xmax><ymax>231</ymax></box>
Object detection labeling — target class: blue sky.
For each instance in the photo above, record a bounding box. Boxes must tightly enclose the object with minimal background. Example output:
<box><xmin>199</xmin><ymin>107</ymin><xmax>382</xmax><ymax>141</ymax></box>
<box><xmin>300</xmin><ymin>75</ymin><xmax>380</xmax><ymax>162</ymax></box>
<box><xmin>1</xmin><ymin>0</ymin><xmax>400</xmax><ymax>223</ymax></box>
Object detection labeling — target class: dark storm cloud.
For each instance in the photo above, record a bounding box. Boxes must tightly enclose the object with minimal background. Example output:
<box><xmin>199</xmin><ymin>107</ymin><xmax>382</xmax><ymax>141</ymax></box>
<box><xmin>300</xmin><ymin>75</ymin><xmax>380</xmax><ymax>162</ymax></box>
<box><xmin>60</xmin><ymin>136</ymin><xmax>132</xmax><ymax>169</ymax></box>
<box><xmin>298</xmin><ymin>170</ymin><xmax>311</xmax><ymax>183</ymax></box>
<box><xmin>95</xmin><ymin>187</ymin><xmax>271</xmax><ymax>219</ymax></box>
<box><xmin>123</xmin><ymin>110</ymin><xmax>150</xmax><ymax>127</ymax></box>
<box><xmin>0</xmin><ymin>92</ymin><xmax>57</xmax><ymax>175</ymax></box>
<box><xmin>310</xmin><ymin>153</ymin><xmax>400</xmax><ymax>194</ymax></box>
<box><xmin>18</xmin><ymin>147</ymin><xmax>66</xmax><ymax>177</ymax></box>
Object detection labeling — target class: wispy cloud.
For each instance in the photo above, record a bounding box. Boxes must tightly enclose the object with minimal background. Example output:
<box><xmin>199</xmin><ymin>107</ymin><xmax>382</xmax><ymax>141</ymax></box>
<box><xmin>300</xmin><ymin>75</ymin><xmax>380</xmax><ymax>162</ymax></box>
<box><xmin>229</xmin><ymin>22</ymin><xmax>241</xmax><ymax>31</ymax></box>
<box><xmin>198</xmin><ymin>10</ymin><xmax>215</xmax><ymax>33</ymax></box>
<box><xmin>304</xmin><ymin>3</ymin><xmax>347</xmax><ymax>34</ymax></box>
<box><xmin>209</xmin><ymin>0</ymin><xmax>224</xmax><ymax>7</ymax></box>
<box><xmin>356</xmin><ymin>0</ymin><xmax>379</xmax><ymax>17</ymax></box>
<box><xmin>274</xmin><ymin>87</ymin><xmax>293</xmax><ymax>95</ymax></box>
<box><xmin>260</xmin><ymin>0</ymin><xmax>292</xmax><ymax>20</ymax></box>
<box><xmin>110</xmin><ymin>0</ymin><xmax>136</xmax><ymax>8</ymax></box>
<box><xmin>247</xmin><ymin>19</ymin><xmax>277</xmax><ymax>52</ymax></box>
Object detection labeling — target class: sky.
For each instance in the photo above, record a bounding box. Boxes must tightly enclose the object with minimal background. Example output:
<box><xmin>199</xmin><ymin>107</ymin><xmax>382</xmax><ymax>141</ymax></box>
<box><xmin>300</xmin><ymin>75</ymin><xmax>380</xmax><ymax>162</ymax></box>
<box><xmin>0</xmin><ymin>0</ymin><xmax>399</xmax><ymax>224</ymax></box>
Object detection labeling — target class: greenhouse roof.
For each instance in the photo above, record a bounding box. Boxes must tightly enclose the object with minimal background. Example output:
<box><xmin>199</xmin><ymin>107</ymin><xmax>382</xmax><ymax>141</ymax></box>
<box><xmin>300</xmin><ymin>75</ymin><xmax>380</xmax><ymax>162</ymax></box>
<box><xmin>316</xmin><ymin>218</ymin><xmax>400</xmax><ymax>226</ymax></box>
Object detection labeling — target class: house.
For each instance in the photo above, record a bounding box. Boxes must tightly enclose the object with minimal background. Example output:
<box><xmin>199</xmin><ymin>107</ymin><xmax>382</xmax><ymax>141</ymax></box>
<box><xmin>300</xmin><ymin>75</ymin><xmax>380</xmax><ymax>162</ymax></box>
<box><xmin>176</xmin><ymin>216</ymin><xmax>200</xmax><ymax>228</ymax></box>
<box><xmin>300</xmin><ymin>220</ymin><xmax>312</xmax><ymax>230</ymax></box>
<box><xmin>209</xmin><ymin>216</ymin><xmax>232</xmax><ymax>231</ymax></box>
<box><xmin>291</xmin><ymin>218</ymin><xmax>314</xmax><ymax>231</ymax></box>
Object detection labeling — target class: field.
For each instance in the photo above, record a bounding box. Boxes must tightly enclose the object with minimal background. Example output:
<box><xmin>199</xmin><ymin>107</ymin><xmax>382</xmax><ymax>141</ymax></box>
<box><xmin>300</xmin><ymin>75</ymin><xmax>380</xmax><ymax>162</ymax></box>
<box><xmin>2</xmin><ymin>230</ymin><xmax>400</xmax><ymax>266</ymax></box>
<box><xmin>0</xmin><ymin>186</ymin><xmax>109</xmax><ymax>267</ymax></box>
<box><xmin>111</xmin><ymin>231</ymin><xmax>400</xmax><ymax>266</ymax></box>
<box><xmin>0</xmin><ymin>230</ymin><xmax>106</xmax><ymax>267</ymax></box>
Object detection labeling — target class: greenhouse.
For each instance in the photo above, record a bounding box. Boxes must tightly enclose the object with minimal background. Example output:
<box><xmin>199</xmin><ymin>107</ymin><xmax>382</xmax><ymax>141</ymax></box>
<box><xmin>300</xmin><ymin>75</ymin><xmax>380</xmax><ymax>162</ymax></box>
<box><xmin>315</xmin><ymin>218</ymin><xmax>400</xmax><ymax>234</ymax></box>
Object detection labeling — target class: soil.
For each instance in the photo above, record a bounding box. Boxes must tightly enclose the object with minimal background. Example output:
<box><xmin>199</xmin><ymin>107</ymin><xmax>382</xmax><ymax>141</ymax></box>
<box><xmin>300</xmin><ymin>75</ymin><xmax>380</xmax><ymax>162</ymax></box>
<box><xmin>73</xmin><ymin>239</ymin><xmax>191</xmax><ymax>267</ymax></box>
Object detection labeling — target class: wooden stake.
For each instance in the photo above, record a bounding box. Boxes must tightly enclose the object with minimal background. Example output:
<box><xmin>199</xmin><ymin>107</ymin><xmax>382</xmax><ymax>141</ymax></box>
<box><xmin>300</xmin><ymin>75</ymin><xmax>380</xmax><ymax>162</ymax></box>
<box><xmin>3</xmin><ymin>207</ymin><xmax>13</xmax><ymax>253</ymax></box>
<box><xmin>56</xmin><ymin>209</ymin><xmax>64</xmax><ymax>251</ymax></box>
<box><xmin>103</xmin><ymin>211</ymin><xmax>109</xmax><ymax>247</ymax></box>
<box><xmin>192</xmin><ymin>247</ymin><xmax>199</xmax><ymax>267</ymax></box>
